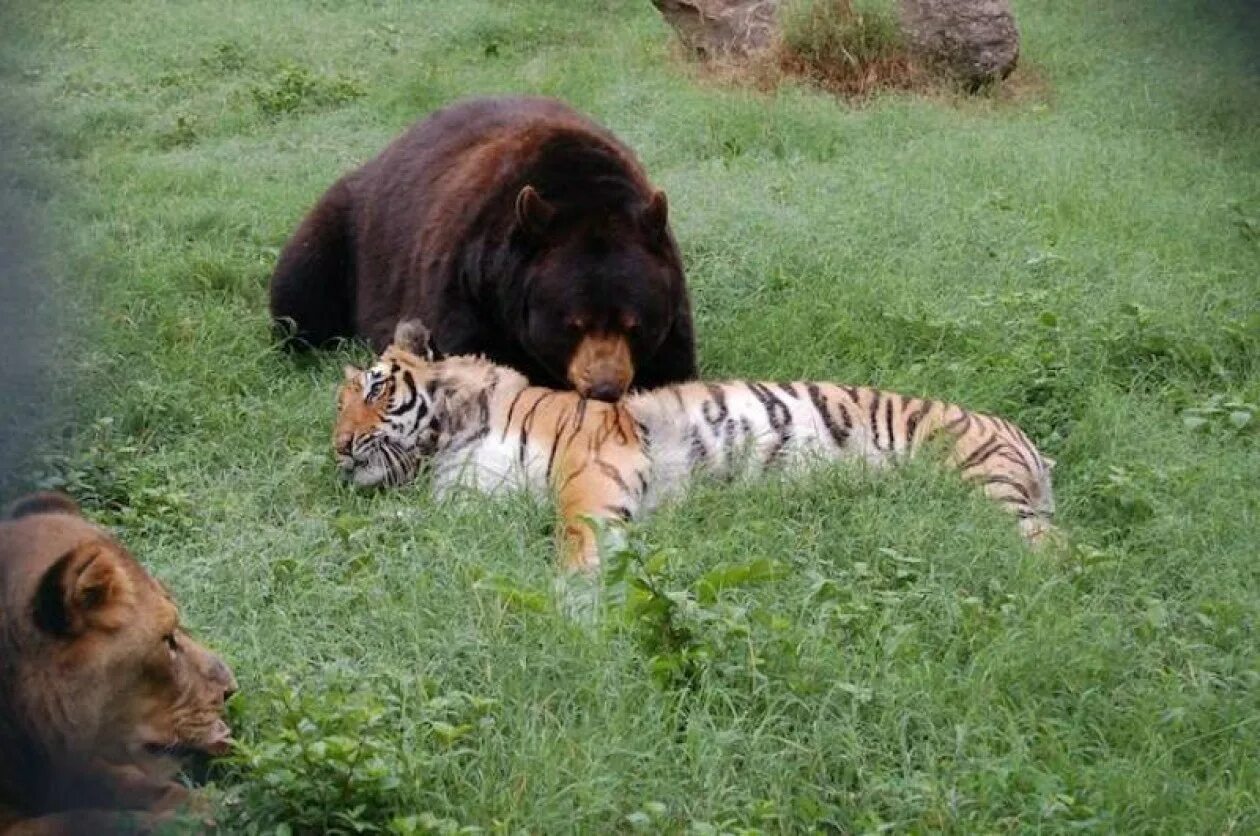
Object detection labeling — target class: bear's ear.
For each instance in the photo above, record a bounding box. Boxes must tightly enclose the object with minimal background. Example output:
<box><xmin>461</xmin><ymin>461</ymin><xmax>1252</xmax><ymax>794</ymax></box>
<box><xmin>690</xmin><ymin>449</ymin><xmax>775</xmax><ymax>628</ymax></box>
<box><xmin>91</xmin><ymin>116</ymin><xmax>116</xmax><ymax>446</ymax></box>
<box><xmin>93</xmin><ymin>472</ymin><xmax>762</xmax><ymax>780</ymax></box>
<box><xmin>515</xmin><ymin>185</ymin><xmax>556</xmax><ymax>236</ymax></box>
<box><xmin>5</xmin><ymin>492</ymin><xmax>82</xmax><ymax>520</ymax></box>
<box><xmin>642</xmin><ymin>190</ymin><xmax>668</xmax><ymax>237</ymax></box>
<box><xmin>33</xmin><ymin>541</ymin><xmax>135</xmax><ymax>636</ymax></box>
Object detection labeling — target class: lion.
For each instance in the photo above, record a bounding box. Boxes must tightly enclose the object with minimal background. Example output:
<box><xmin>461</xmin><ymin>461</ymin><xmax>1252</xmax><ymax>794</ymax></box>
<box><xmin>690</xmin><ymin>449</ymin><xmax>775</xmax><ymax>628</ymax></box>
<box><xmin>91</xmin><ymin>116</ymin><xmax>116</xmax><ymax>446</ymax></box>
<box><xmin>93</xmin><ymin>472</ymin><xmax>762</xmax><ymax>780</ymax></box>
<box><xmin>0</xmin><ymin>492</ymin><xmax>237</xmax><ymax>835</ymax></box>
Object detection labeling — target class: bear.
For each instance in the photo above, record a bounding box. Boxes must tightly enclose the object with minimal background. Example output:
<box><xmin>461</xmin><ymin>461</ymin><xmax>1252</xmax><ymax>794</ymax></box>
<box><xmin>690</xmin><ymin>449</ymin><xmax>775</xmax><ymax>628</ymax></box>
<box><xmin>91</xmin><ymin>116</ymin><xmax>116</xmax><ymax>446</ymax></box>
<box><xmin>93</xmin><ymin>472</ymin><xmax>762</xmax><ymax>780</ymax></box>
<box><xmin>268</xmin><ymin>95</ymin><xmax>698</xmax><ymax>402</ymax></box>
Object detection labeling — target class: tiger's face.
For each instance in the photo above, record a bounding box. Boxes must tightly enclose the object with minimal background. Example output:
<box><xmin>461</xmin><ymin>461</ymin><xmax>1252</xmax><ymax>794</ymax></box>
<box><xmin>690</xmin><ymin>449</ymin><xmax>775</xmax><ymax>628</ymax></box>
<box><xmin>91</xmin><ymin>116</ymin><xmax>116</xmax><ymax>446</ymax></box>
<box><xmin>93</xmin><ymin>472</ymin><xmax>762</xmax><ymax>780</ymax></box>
<box><xmin>334</xmin><ymin>356</ymin><xmax>438</xmax><ymax>487</ymax></box>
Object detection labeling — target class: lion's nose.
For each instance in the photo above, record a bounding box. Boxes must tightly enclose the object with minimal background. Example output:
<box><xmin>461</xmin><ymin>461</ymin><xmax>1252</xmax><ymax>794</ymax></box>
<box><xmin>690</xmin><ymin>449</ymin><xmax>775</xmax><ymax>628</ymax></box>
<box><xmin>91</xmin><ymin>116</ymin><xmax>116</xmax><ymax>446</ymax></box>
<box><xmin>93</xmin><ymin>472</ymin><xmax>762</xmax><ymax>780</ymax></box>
<box><xmin>211</xmin><ymin>657</ymin><xmax>238</xmax><ymax>702</ymax></box>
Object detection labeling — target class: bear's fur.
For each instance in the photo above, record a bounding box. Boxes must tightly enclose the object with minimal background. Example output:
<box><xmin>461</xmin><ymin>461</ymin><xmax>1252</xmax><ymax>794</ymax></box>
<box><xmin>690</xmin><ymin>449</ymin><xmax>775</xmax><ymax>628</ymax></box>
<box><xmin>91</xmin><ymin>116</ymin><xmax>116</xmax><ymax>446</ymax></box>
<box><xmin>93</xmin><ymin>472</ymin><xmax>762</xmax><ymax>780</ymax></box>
<box><xmin>269</xmin><ymin>96</ymin><xmax>698</xmax><ymax>401</ymax></box>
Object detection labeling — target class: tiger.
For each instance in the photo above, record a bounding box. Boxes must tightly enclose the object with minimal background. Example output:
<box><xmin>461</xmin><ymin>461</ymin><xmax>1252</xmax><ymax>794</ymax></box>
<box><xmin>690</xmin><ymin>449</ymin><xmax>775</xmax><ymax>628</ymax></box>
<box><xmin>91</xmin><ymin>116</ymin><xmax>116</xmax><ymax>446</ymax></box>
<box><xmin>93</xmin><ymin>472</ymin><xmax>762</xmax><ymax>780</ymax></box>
<box><xmin>334</xmin><ymin>321</ymin><xmax>1057</xmax><ymax>572</ymax></box>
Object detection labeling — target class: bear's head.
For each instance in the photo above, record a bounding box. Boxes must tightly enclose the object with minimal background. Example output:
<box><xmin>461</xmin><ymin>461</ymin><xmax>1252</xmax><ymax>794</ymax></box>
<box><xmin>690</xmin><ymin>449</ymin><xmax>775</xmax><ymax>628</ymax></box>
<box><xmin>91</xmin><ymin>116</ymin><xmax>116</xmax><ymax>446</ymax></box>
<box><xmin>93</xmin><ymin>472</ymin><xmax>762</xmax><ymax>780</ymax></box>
<box><xmin>512</xmin><ymin>184</ymin><xmax>684</xmax><ymax>402</ymax></box>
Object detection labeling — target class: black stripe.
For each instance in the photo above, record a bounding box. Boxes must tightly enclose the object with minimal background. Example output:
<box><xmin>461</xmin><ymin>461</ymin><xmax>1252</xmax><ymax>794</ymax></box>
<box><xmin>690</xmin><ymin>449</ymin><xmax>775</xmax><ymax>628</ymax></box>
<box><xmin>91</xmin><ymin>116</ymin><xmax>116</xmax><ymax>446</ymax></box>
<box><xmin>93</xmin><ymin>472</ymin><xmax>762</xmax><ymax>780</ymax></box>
<box><xmin>957</xmin><ymin>436</ymin><xmax>1004</xmax><ymax>472</ymax></box>
<box><xmin>609</xmin><ymin>407</ymin><xmax>631</xmax><ymax>446</ymax></box>
<box><xmin>993</xmin><ymin>447</ymin><xmax>1033</xmax><ymax>473</ymax></box>
<box><xmin>517</xmin><ymin>392</ymin><xmax>553</xmax><ymax>466</ymax></box>
<box><xmin>882</xmin><ymin>395</ymin><xmax>896</xmax><ymax>453</ymax></box>
<box><xmin>556</xmin><ymin>467</ymin><xmax>582</xmax><ymax>492</ymax></box>
<box><xmin>686</xmin><ymin>425</ymin><xmax>709</xmax><ymax>468</ymax></box>
<box><xmin>904</xmin><ymin>400</ymin><xmax>931</xmax><ymax>448</ymax></box>
<box><xmin>944</xmin><ymin>408</ymin><xmax>971</xmax><ymax>434</ymax></box>
<box><xmin>603</xmin><ymin>504</ymin><xmax>634</xmax><ymax>522</ymax></box>
<box><xmin>545</xmin><ymin>408</ymin><xmax>568</xmax><ymax>480</ymax></box>
<box><xmin>502</xmin><ymin>389</ymin><xmax>527</xmax><ymax>442</ymax></box>
<box><xmin>562</xmin><ymin>398</ymin><xmax>588</xmax><ymax>452</ymax></box>
<box><xmin>1000</xmin><ymin>419</ymin><xmax>1039</xmax><ymax>475</ymax></box>
<box><xmin>702</xmin><ymin>384</ymin><xmax>728</xmax><ymax>426</ymax></box>
<box><xmin>747</xmin><ymin>382</ymin><xmax>793</xmax><ymax>465</ymax></box>
<box><xmin>834</xmin><ymin>396</ymin><xmax>853</xmax><ymax>433</ymax></box>
<box><xmin>806</xmin><ymin>383</ymin><xmax>849</xmax><ymax>449</ymax></box>
<box><xmin>747</xmin><ymin>382</ymin><xmax>792</xmax><ymax>429</ymax></box>
<box><xmin>595</xmin><ymin>459</ymin><xmax>631</xmax><ymax>492</ymax></box>
<box><xmin>476</xmin><ymin>389</ymin><xmax>490</xmax><ymax>426</ymax></box>
<box><xmin>868</xmin><ymin>392</ymin><xmax>882</xmax><ymax>451</ymax></box>
<box><xmin>981</xmin><ymin>474</ymin><xmax>1032</xmax><ymax>501</ymax></box>
<box><xmin>776</xmin><ymin>382</ymin><xmax>800</xmax><ymax>400</ymax></box>
<box><xmin>455</xmin><ymin>389</ymin><xmax>489</xmax><ymax>446</ymax></box>
<box><xmin>391</xmin><ymin>370</ymin><xmax>418</xmax><ymax>415</ymax></box>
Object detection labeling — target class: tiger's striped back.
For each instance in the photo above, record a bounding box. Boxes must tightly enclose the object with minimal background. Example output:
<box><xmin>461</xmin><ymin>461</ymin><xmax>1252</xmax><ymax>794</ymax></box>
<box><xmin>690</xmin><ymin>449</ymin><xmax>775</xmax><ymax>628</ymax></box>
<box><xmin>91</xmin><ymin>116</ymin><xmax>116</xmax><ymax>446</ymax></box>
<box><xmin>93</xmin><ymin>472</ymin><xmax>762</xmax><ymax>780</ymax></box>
<box><xmin>628</xmin><ymin>381</ymin><xmax>1056</xmax><ymax>542</ymax></box>
<box><xmin>334</xmin><ymin>335</ymin><xmax>1058</xmax><ymax>571</ymax></box>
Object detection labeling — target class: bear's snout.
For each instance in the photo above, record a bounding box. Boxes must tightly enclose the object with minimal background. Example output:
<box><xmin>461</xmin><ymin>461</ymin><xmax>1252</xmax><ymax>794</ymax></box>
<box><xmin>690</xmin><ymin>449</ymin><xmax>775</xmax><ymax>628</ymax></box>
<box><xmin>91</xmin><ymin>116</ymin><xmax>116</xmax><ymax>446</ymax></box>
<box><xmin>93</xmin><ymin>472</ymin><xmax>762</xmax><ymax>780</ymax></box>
<box><xmin>569</xmin><ymin>333</ymin><xmax>633</xmax><ymax>402</ymax></box>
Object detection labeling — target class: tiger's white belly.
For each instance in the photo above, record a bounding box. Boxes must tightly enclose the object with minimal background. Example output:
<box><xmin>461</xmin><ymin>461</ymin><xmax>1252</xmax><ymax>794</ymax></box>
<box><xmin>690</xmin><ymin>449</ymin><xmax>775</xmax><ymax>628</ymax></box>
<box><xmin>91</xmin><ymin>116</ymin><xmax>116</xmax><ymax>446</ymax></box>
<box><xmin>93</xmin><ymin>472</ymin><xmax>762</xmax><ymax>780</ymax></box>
<box><xmin>430</xmin><ymin>433</ymin><xmax>552</xmax><ymax>499</ymax></box>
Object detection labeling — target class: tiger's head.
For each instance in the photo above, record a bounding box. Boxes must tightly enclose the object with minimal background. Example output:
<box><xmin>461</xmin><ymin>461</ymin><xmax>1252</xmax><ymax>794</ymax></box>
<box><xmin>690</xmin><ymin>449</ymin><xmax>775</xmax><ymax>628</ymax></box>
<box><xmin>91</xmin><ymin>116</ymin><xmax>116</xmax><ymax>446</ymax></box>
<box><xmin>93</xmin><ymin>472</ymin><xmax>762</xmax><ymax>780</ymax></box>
<box><xmin>334</xmin><ymin>321</ymin><xmax>442</xmax><ymax>488</ymax></box>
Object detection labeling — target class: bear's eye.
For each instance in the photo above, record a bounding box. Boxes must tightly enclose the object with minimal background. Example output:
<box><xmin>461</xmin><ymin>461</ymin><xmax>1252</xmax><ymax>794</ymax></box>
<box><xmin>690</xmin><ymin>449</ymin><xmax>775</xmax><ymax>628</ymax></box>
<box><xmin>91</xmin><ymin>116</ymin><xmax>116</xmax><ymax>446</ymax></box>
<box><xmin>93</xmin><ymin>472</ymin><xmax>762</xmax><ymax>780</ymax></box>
<box><xmin>163</xmin><ymin>633</ymin><xmax>180</xmax><ymax>654</ymax></box>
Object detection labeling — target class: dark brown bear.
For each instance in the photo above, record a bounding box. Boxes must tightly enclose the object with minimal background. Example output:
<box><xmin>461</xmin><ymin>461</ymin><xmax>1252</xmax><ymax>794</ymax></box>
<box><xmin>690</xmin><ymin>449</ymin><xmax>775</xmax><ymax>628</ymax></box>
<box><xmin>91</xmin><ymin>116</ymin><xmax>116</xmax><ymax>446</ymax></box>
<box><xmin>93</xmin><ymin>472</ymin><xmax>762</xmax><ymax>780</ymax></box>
<box><xmin>269</xmin><ymin>96</ymin><xmax>697</xmax><ymax>401</ymax></box>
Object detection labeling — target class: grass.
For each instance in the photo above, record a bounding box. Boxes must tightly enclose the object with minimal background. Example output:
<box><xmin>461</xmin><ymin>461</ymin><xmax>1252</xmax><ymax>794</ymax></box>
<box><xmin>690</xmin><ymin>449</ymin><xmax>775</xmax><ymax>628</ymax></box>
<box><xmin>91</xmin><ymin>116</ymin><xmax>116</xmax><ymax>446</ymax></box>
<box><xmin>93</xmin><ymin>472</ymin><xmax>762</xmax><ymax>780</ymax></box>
<box><xmin>2</xmin><ymin>0</ymin><xmax>1259</xmax><ymax>831</ymax></box>
<box><xmin>778</xmin><ymin>0</ymin><xmax>917</xmax><ymax>96</ymax></box>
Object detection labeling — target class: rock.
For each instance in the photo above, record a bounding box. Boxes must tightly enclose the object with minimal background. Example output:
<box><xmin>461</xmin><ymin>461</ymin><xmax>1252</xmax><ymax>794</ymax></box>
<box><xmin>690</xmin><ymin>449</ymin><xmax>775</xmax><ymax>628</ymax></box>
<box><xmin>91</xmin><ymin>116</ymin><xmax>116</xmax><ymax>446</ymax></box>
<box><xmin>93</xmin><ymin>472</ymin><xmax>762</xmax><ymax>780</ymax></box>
<box><xmin>650</xmin><ymin>0</ymin><xmax>783</xmax><ymax>58</ymax></box>
<box><xmin>898</xmin><ymin>0</ymin><xmax>1019</xmax><ymax>86</ymax></box>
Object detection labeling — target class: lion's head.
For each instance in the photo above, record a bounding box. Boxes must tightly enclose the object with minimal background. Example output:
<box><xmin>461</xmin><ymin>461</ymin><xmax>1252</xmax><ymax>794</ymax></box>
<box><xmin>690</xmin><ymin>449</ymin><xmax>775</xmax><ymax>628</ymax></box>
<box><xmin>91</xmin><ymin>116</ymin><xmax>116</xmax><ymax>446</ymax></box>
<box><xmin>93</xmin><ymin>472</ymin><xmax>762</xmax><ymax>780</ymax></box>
<box><xmin>0</xmin><ymin>492</ymin><xmax>237</xmax><ymax>822</ymax></box>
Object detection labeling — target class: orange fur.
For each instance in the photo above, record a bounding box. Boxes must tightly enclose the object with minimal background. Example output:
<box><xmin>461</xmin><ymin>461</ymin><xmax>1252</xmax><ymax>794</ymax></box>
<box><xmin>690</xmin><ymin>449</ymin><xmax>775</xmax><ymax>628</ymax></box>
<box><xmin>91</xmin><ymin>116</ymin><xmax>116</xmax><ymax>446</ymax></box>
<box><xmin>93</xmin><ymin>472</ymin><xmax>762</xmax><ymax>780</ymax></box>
<box><xmin>334</xmin><ymin>334</ymin><xmax>1057</xmax><ymax>571</ymax></box>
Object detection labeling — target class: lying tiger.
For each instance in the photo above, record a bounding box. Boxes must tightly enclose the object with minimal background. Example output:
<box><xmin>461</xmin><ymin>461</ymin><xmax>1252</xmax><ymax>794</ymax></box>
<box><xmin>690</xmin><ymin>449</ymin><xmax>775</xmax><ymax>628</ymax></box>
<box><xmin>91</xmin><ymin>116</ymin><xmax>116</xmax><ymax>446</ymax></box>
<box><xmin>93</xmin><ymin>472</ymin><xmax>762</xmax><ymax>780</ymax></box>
<box><xmin>334</xmin><ymin>322</ymin><xmax>1056</xmax><ymax>572</ymax></box>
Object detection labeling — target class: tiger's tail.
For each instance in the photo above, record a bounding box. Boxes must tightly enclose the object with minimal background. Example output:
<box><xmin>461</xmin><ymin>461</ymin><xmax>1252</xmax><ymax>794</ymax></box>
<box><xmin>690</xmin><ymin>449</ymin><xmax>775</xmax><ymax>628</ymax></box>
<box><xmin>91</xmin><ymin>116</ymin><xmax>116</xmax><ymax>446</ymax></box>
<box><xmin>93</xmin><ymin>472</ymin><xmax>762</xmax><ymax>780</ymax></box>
<box><xmin>269</xmin><ymin>177</ymin><xmax>357</xmax><ymax>350</ymax></box>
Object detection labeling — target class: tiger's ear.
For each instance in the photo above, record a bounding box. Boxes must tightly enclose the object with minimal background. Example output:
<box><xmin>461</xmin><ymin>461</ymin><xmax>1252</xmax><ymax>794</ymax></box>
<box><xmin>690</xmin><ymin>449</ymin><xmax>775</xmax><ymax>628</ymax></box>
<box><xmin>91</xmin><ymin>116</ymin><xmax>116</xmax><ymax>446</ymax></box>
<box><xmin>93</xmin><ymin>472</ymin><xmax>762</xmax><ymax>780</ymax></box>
<box><xmin>33</xmin><ymin>541</ymin><xmax>135</xmax><ymax>636</ymax></box>
<box><xmin>515</xmin><ymin>185</ymin><xmax>556</xmax><ymax>236</ymax></box>
<box><xmin>393</xmin><ymin>319</ymin><xmax>436</xmax><ymax>362</ymax></box>
<box><xmin>343</xmin><ymin>364</ymin><xmax>361</xmax><ymax>384</ymax></box>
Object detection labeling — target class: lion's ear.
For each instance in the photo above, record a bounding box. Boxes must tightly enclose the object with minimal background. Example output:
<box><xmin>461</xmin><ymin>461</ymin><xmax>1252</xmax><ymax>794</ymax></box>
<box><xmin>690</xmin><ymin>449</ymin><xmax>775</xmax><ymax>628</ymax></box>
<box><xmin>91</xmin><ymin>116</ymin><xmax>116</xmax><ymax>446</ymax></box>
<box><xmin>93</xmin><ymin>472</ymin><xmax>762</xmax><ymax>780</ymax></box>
<box><xmin>5</xmin><ymin>491</ymin><xmax>82</xmax><ymax>520</ymax></box>
<box><xmin>33</xmin><ymin>541</ymin><xmax>135</xmax><ymax>636</ymax></box>
<box><xmin>642</xmin><ymin>190</ymin><xmax>668</xmax><ymax>237</ymax></box>
<box><xmin>515</xmin><ymin>185</ymin><xmax>556</xmax><ymax>236</ymax></box>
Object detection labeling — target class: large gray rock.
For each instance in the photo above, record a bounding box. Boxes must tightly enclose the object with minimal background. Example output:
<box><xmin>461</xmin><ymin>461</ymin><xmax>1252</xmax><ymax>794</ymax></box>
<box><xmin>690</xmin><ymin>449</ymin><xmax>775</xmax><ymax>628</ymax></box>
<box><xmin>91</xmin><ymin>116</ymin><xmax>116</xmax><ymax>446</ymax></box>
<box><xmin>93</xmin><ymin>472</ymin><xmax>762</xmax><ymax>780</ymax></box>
<box><xmin>650</xmin><ymin>0</ymin><xmax>782</xmax><ymax>58</ymax></box>
<box><xmin>898</xmin><ymin>0</ymin><xmax>1019</xmax><ymax>86</ymax></box>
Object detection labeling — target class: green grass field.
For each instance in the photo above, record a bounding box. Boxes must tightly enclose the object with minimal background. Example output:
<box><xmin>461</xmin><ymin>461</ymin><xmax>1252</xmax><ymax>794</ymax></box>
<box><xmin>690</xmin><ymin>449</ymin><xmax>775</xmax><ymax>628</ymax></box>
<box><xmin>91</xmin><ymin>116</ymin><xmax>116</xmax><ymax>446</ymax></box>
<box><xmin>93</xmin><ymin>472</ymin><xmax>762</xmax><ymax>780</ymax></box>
<box><xmin>2</xmin><ymin>0</ymin><xmax>1259</xmax><ymax>831</ymax></box>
